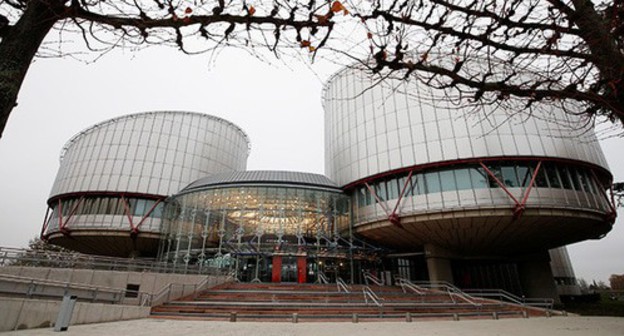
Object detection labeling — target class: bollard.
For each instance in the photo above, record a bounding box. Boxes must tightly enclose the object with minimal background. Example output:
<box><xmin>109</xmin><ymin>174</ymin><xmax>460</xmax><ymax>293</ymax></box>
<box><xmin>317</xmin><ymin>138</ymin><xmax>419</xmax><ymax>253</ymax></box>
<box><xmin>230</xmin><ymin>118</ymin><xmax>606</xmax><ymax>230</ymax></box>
<box><xmin>54</xmin><ymin>295</ymin><xmax>77</xmax><ymax>332</ymax></box>
<box><xmin>453</xmin><ymin>313</ymin><xmax>459</xmax><ymax>321</ymax></box>
<box><xmin>352</xmin><ymin>313</ymin><xmax>359</xmax><ymax>323</ymax></box>
<box><xmin>545</xmin><ymin>310</ymin><xmax>552</xmax><ymax>318</ymax></box>
<box><xmin>492</xmin><ymin>312</ymin><xmax>498</xmax><ymax>320</ymax></box>
<box><xmin>405</xmin><ymin>312</ymin><xmax>412</xmax><ymax>322</ymax></box>
<box><xmin>292</xmin><ymin>313</ymin><xmax>298</xmax><ymax>323</ymax></box>
<box><xmin>230</xmin><ymin>312</ymin><xmax>237</xmax><ymax>322</ymax></box>
<box><xmin>522</xmin><ymin>310</ymin><xmax>529</xmax><ymax>319</ymax></box>
<box><xmin>563</xmin><ymin>311</ymin><xmax>568</xmax><ymax>317</ymax></box>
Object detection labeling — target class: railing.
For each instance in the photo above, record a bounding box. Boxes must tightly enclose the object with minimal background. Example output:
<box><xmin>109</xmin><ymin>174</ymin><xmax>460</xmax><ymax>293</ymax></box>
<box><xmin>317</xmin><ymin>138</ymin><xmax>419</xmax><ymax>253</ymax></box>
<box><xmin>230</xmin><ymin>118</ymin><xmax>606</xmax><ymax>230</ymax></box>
<box><xmin>0</xmin><ymin>273</ymin><xmax>142</xmax><ymax>305</ymax></box>
<box><xmin>363</xmin><ymin>286</ymin><xmax>383</xmax><ymax>307</ymax></box>
<box><xmin>395</xmin><ymin>277</ymin><xmax>425</xmax><ymax>295</ymax></box>
<box><xmin>317</xmin><ymin>272</ymin><xmax>329</xmax><ymax>284</ymax></box>
<box><xmin>362</xmin><ymin>271</ymin><xmax>384</xmax><ymax>286</ymax></box>
<box><xmin>0</xmin><ymin>246</ymin><xmax>228</xmax><ymax>276</ymax></box>
<box><xmin>463</xmin><ymin>288</ymin><xmax>554</xmax><ymax>309</ymax></box>
<box><xmin>411</xmin><ymin>280</ymin><xmax>481</xmax><ymax>306</ymax></box>
<box><xmin>336</xmin><ymin>277</ymin><xmax>351</xmax><ymax>293</ymax></box>
<box><xmin>0</xmin><ymin>271</ymin><xmax>227</xmax><ymax>308</ymax></box>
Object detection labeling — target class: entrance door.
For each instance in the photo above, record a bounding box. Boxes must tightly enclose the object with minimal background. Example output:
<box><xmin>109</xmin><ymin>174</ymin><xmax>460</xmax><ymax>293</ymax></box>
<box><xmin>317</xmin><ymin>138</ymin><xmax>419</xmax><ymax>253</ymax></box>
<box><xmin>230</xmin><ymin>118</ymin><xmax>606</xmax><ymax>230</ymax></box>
<box><xmin>281</xmin><ymin>256</ymin><xmax>298</xmax><ymax>282</ymax></box>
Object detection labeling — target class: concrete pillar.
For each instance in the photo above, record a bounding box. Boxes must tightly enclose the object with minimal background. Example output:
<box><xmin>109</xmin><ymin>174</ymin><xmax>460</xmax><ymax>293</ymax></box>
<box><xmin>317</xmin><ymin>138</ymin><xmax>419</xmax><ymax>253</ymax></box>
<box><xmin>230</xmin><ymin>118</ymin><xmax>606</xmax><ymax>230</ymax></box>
<box><xmin>424</xmin><ymin>244</ymin><xmax>454</xmax><ymax>283</ymax></box>
<box><xmin>517</xmin><ymin>252</ymin><xmax>560</xmax><ymax>304</ymax></box>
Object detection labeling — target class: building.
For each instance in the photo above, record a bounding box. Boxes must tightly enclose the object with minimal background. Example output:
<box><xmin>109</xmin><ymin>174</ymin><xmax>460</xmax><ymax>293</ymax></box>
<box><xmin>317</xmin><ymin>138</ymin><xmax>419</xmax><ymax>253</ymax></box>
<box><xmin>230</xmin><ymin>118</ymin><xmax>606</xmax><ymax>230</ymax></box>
<box><xmin>322</xmin><ymin>67</ymin><xmax>615</xmax><ymax>298</ymax></box>
<box><xmin>41</xmin><ymin>67</ymin><xmax>616</xmax><ymax>300</ymax></box>
<box><xmin>41</xmin><ymin>111</ymin><xmax>250</xmax><ymax>257</ymax></box>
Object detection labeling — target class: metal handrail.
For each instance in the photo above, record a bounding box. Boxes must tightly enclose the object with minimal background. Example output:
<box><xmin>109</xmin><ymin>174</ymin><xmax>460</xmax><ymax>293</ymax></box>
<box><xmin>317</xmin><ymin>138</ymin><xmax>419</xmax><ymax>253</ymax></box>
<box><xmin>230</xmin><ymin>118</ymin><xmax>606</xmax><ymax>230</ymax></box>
<box><xmin>336</xmin><ymin>277</ymin><xmax>351</xmax><ymax>293</ymax></box>
<box><xmin>395</xmin><ymin>277</ymin><xmax>425</xmax><ymax>295</ymax></box>
<box><xmin>317</xmin><ymin>272</ymin><xmax>329</xmax><ymax>284</ymax></box>
<box><xmin>463</xmin><ymin>288</ymin><xmax>554</xmax><ymax>309</ymax></box>
<box><xmin>362</xmin><ymin>271</ymin><xmax>384</xmax><ymax>286</ymax></box>
<box><xmin>0</xmin><ymin>273</ymin><xmax>138</xmax><ymax>305</ymax></box>
<box><xmin>0</xmin><ymin>246</ymin><xmax>228</xmax><ymax>276</ymax></box>
<box><xmin>411</xmin><ymin>280</ymin><xmax>481</xmax><ymax>306</ymax></box>
<box><xmin>362</xmin><ymin>286</ymin><xmax>383</xmax><ymax>307</ymax></box>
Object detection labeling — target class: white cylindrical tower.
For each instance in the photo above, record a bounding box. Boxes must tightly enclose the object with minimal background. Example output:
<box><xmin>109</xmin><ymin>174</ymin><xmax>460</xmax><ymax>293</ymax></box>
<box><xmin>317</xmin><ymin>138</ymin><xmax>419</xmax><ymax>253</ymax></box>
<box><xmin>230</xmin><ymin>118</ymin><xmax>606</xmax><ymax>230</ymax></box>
<box><xmin>323</xmin><ymin>67</ymin><xmax>614</xmax><ymax>255</ymax></box>
<box><xmin>43</xmin><ymin>111</ymin><xmax>250</xmax><ymax>257</ymax></box>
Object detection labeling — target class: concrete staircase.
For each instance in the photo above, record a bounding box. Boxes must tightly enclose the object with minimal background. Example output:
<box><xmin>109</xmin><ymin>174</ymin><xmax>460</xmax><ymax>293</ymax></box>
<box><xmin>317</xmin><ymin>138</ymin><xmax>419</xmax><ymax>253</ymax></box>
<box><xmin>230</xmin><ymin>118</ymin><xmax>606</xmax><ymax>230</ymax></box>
<box><xmin>150</xmin><ymin>282</ymin><xmax>559</xmax><ymax>322</ymax></box>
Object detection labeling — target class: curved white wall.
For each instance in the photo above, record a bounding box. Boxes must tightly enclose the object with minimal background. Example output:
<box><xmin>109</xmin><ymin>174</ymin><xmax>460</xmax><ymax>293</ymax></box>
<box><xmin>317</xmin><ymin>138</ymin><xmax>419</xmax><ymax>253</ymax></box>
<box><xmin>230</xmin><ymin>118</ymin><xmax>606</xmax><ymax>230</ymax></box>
<box><xmin>323</xmin><ymin>67</ymin><xmax>609</xmax><ymax>187</ymax></box>
<box><xmin>43</xmin><ymin>111</ymin><xmax>250</xmax><ymax>255</ymax></box>
<box><xmin>50</xmin><ymin>111</ymin><xmax>250</xmax><ymax>198</ymax></box>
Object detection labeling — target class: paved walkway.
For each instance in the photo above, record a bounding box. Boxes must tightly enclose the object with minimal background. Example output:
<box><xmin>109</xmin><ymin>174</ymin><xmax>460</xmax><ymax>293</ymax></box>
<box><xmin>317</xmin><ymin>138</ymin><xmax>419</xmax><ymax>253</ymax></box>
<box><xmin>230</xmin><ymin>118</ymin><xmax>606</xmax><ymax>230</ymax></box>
<box><xmin>2</xmin><ymin>317</ymin><xmax>624</xmax><ymax>336</ymax></box>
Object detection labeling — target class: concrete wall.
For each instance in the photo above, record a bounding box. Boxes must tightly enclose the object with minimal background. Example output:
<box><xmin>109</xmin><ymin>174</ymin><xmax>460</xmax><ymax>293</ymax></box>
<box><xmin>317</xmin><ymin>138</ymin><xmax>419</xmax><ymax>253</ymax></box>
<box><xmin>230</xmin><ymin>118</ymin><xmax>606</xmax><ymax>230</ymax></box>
<box><xmin>0</xmin><ymin>266</ymin><xmax>231</xmax><ymax>331</ymax></box>
<box><xmin>0</xmin><ymin>297</ymin><xmax>150</xmax><ymax>331</ymax></box>
<box><xmin>0</xmin><ymin>266</ymin><xmax>223</xmax><ymax>305</ymax></box>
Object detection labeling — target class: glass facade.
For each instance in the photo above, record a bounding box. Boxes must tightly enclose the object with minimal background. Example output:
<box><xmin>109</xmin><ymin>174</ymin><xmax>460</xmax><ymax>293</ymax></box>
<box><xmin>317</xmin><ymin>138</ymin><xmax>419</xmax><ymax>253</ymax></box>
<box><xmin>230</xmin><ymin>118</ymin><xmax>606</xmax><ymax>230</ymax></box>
<box><xmin>158</xmin><ymin>183</ymin><xmax>364</xmax><ymax>281</ymax></box>
<box><xmin>352</xmin><ymin>160</ymin><xmax>611</xmax><ymax>223</ymax></box>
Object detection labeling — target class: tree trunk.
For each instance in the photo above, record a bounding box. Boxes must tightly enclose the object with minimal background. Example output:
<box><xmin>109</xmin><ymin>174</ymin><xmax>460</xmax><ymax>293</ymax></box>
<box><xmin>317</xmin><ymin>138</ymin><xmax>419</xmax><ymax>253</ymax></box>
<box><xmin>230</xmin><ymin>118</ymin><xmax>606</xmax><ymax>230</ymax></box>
<box><xmin>0</xmin><ymin>0</ymin><xmax>64</xmax><ymax>139</ymax></box>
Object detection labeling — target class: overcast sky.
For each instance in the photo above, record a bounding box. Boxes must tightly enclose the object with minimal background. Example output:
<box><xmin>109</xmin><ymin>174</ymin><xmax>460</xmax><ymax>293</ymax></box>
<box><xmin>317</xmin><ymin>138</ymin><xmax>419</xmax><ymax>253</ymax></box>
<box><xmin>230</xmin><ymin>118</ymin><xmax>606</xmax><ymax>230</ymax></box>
<box><xmin>0</xmin><ymin>44</ymin><xmax>621</xmax><ymax>283</ymax></box>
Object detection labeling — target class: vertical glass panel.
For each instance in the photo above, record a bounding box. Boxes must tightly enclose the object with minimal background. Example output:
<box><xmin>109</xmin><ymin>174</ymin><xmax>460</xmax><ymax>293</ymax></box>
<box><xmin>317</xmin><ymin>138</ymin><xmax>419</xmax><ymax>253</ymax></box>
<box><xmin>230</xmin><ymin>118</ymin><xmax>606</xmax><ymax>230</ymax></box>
<box><xmin>387</xmin><ymin>178</ymin><xmax>400</xmax><ymax>200</ymax></box>
<box><xmin>487</xmin><ymin>166</ymin><xmax>502</xmax><ymax>188</ymax></box>
<box><xmin>469</xmin><ymin>167</ymin><xmax>488</xmax><ymax>189</ymax></box>
<box><xmin>585</xmin><ymin>171</ymin><xmax>600</xmax><ymax>194</ymax></box>
<box><xmin>397</xmin><ymin>176</ymin><xmax>409</xmax><ymax>197</ymax></box>
<box><xmin>411</xmin><ymin>174</ymin><xmax>425</xmax><ymax>195</ymax></box>
<box><xmin>545</xmin><ymin>164</ymin><xmax>562</xmax><ymax>189</ymax></box>
<box><xmin>357</xmin><ymin>187</ymin><xmax>366</xmax><ymax>208</ymax></box>
<box><xmin>501</xmin><ymin>166</ymin><xmax>519</xmax><ymax>188</ymax></box>
<box><xmin>569</xmin><ymin>167</ymin><xmax>582</xmax><ymax>190</ymax></box>
<box><xmin>425</xmin><ymin>172</ymin><xmax>441</xmax><ymax>194</ymax></box>
<box><xmin>152</xmin><ymin>202</ymin><xmax>164</xmax><ymax>218</ymax></box>
<box><xmin>516</xmin><ymin>165</ymin><xmax>531</xmax><ymax>187</ymax></box>
<box><xmin>439</xmin><ymin>170</ymin><xmax>456</xmax><ymax>192</ymax></box>
<box><xmin>455</xmin><ymin>169</ymin><xmax>472</xmax><ymax>190</ymax></box>
<box><xmin>534</xmin><ymin>166</ymin><xmax>549</xmax><ymax>188</ymax></box>
<box><xmin>577</xmin><ymin>169</ymin><xmax>591</xmax><ymax>192</ymax></box>
<box><xmin>558</xmin><ymin>166</ymin><xmax>573</xmax><ymax>190</ymax></box>
<box><xmin>375</xmin><ymin>181</ymin><xmax>387</xmax><ymax>202</ymax></box>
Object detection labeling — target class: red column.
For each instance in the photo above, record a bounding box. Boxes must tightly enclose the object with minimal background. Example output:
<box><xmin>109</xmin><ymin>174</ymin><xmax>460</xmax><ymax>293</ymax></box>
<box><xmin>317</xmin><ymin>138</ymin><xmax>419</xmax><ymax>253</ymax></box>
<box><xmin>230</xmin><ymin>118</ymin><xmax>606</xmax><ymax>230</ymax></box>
<box><xmin>272</xmin><ymin>256</ymin><xmax>282</xmax><ymax>283</ymax></box>
<box><xmin>297</xmin><ymin>256</ymin><xmax>307</xmax><ymax>284</ymax></box>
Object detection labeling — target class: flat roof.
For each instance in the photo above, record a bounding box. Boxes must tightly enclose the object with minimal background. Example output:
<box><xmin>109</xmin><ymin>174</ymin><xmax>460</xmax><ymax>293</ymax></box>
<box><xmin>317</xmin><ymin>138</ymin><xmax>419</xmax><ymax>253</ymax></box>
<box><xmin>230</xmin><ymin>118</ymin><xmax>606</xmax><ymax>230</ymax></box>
<box><xmin>181</xmin><ymin>170</ymin><xmax>342</xmax><ymax>193</ymax></box>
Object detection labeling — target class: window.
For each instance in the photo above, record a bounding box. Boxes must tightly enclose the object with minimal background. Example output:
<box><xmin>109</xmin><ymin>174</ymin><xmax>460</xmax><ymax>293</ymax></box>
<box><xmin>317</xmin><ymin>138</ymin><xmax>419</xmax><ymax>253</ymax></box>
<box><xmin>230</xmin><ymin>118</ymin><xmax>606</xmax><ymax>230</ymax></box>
<box><xmin>469</xmin><ymin>167</ymin><xmax>488</xmax><ymax>189</ymax></box>
<box><xmin>411</xmin><ymin>174</ymin><xmax>425</xmax><ymax>195</ymax></box>
<box><xmin>439</xmin><ymin>170</ymin><xmax>456</xmax><ymax>192</ymax></box>
<box><xmin>487</xmin><ymin>166</ymin><xmax>502</xmax><ymax>188</ymax></box>
<box><xmin>387</xmin><ymin>178</ymin><xmax>400</xmax><ymax>200</ymax></box>
<box><xmin>454</xmin><ymin>169</ymin><xmax>472</xmax><ymax>190</ymax></box>
<box><xmin>516</xmin><ymin>166</ymin><xmax>531</xmax><ymax>187</ymax></box>
<box><xmin>374</xmin><ymin>181</ymin><xmax>387</xmax><ymax>202</ymax></box>
<box><xmin>545</xmin><ymin>164</ymin><xmax>562</xmax><ymax>189</ymax></box>
<box><xmin>501</xmin><ymin>166</ymin><xmax>519</xmax><ymax>188</ymax></box>
<box><xmin>425</xmin><ymin>172</ymin><xmax>441</xmax><ymax>193</ymax></box>
<box><xmin>558</xmin><ymin>166</ymin><xmax>573</xmax><ymax>190</ymax></box>
<box><xmin>534</xmin><ymin>166</ymin><xmax>549</xmax><ymax>188</ymax></box>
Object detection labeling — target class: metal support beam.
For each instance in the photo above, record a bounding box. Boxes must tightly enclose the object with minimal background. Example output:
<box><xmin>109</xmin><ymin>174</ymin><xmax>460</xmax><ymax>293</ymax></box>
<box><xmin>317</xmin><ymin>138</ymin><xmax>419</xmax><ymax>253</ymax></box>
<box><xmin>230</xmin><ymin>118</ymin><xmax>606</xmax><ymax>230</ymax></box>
<box><xmin>132</xmin><ymin>199</ymin><xmax>164</xmax><ymax>238</ymax></box>
<box><xmin>364</xmin><ymin>182</ymin><xmax>391</xmax><ymax>217</ymax></box>
<box><xmin>479</xmin><ymin>161</ymin><xmax>544</xmax><ymax>219</ymax></box>
<box><xmin>121</xmin><ymin>195</ymin><xmax>136</xmax><ymax>232</ymax></box>
<box><xmin>515</xmin><ymin>161</ymin><xmax>542</xmax><ymax>218</ymax></box>
<box><xmin>62</xmin><ymin>196</ymin><xmax>84</xmax><ymax>232</ymax></box>
<box><xmin>40</xmin><ymin>206</ymin><xmax>52</xmax><ymax>240</ymax></box>
<box><xmin>479</xmin><ymin>162</ymin><xmax>520</xmax><ymax>205</ymax></box>
<box><xmin>365</xmin><ymin>170</ymin><xmax>415</xmax><ymax>228</ymax></box>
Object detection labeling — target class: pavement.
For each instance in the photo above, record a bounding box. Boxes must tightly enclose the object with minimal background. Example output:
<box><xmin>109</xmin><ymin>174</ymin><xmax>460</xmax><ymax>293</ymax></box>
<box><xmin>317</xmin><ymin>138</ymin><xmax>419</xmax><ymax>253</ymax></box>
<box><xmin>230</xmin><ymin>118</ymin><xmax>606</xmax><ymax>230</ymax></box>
<box><xmin>2</xmin><ymin>316</ymin><xmax>624</xmax><ymax>336</ymax></box>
